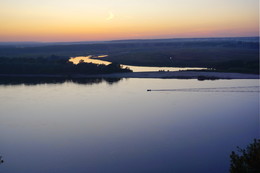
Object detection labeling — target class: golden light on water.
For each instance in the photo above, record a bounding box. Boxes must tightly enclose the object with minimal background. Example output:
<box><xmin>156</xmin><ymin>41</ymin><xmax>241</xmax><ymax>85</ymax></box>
<box><xmin>69</xmin><ymin>55</ymin><xmax>207</xmax><ymax>72</ymax></box>
<box><xmin>69</xmin><ymin>55</ymin><xmax>109</xmax><ymax>65</ymax></box>
<box><xmin>98</xmin><ymin>55</ymin><xmax>109</xmax><ymax>58</ymax></box>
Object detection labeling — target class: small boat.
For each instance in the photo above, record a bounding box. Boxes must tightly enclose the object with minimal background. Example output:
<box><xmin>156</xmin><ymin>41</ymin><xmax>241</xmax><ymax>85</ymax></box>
<box><xmin>147</xmin><ymin>89</ymin><xmax>151</xmax><ymax>92</ymax></box>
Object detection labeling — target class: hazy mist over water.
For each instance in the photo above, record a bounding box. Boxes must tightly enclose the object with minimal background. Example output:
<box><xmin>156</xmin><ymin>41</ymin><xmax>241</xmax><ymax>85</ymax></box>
<box><xmin>0</xmin><ymin>78</ymin><xmax>259</xmax><ymax>173</ymax></box>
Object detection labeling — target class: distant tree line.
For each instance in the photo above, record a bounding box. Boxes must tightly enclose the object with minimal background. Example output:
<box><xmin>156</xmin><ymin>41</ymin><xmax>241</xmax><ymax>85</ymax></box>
<box><xmin>0</xmin><ymin>38</ymin><xmax>258</xmax><ymax>57</ymax></box>
<box><xmin>0</xmin><ymin>37</ymin><xmax>258</xmax><ymax>74</ymax></box>
<box><xmin>213</xmin><ymin>60</ymin><xmax>259</xmax><ymax>74</ymax></box>
<box><xmin>0</xmin><ymin>56</ymin><xmax>132</xmax><ymax>75</ymax></box>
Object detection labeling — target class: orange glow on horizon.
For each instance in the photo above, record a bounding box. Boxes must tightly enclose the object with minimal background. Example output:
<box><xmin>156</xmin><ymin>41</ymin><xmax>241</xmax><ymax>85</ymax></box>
<box><xmin>0</xmin><ymin>0</ymin><xmax>258</xmax><ymax>42</ymax></box>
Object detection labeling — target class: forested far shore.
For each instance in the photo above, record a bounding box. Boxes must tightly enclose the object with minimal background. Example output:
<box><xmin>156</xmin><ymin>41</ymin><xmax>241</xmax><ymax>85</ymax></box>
<box><xmin>0</xmin><ymin>56</ymin><xmax>132</xmax><ymax>75</ymax></box>
<box><xmin>0</xmin><ymin>37</ymin><xmax>259</xmax><ymax>74</ymax></box>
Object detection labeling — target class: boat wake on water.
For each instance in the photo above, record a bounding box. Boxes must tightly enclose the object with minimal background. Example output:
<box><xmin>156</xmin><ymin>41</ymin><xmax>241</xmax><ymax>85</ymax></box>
<box><xmin>147</xmin><ymin>86</ymin><xmax>260</xmax><ymax>93</ymax></box>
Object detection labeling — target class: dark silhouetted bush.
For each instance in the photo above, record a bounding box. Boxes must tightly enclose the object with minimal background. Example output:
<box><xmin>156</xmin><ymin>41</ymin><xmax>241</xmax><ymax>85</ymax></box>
<box><xmin>230</xmin><ymin>139</ymin><xmax>260</xmax><ymax>173</ymax></box>
<box><xmin>0</xmin><ymin>156</ymin><xmax>3</xmax><ymax>164</ymax></box>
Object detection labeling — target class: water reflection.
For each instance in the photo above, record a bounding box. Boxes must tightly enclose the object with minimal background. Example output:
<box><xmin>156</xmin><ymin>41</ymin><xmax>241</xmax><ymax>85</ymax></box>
<box><xmin>0</xmin><ymin>77</ymin><xmax>122</xmax><ymax>86</ymax></box>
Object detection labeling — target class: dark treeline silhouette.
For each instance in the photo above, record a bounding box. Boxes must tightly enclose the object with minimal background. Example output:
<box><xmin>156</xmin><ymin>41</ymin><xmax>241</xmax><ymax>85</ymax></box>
<box><xmin>0</xmin><ymin>56</ymin><xmax>132</xmax><ymax>75</ymax></box>
<box><xmin>230</xmin><ymin>139</ymin><xmax>260</xmax><ymax>173</ymax></box>
<box><xmin>0</xmin><ymin>76</ymin><xmax>122</xmax><ymax>86</ymax></box>
<box><xmin>213</xmin><ymin>59</ymin><xmax>259</xmax><ymax>74</ymax></box>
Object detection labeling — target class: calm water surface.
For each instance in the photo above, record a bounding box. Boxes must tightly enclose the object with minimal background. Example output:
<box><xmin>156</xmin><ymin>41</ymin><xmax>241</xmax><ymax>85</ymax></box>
<box><xmin>0</xmin><ymin>78</ymin><xmax>259</xmax><ymax>173</ymax></box>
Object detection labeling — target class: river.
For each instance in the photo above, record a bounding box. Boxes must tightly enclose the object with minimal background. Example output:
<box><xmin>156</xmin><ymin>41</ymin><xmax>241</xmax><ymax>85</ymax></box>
<box><xmin>0</xmin><ymin>78</ymin><xmax>258</xmax><ymax>173</ymax></box>
<box><xmin>69</xmin><ymin>55</ymin><xmax>207</xmax><ymax>72</ymax></box>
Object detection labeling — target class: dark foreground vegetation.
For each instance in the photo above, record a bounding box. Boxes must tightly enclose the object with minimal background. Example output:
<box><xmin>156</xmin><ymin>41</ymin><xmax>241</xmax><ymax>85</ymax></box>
<box><xmin>0</xmin><ymin>56</ymin><xmax>132</xmax><ymax>75</ymax></box>
<box><xmin>230</xmin><ymin>139</ymin><xmax>260</xmax><ymax>173</ymax></box>
<box><xmin>0</xmin><ymin>37</ymin><xmax>259</xmax><ymax>74</ymax></box>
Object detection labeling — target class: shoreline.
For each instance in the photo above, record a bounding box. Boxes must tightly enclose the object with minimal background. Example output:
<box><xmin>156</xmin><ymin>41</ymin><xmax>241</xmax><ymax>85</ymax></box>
<box><xmin>0</xmin><ymin>71</ymin><xmax>259</xmax><ymax>79</ymax></box>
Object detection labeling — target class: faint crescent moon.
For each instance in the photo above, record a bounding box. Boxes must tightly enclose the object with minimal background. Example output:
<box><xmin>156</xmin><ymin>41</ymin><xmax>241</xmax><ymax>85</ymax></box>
<box><xmin>106</xmin><ymin>12</ymin><xmax>114</xmax><ymax>21</ymax></box>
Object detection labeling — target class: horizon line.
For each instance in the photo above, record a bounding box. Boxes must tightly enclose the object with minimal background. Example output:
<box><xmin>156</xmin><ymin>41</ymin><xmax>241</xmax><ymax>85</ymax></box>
<box><xmin>0</xmin><ymin>36</ymin><xmax>259</xmax><ymax>44</ymax></box>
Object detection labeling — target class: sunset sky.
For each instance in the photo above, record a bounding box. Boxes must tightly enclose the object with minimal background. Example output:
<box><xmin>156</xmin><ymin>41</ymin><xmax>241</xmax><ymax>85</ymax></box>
<box><xmin>0</xmin><ymin>0</ymin><xmax>259</xmax><ymax>42</ymax></box>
